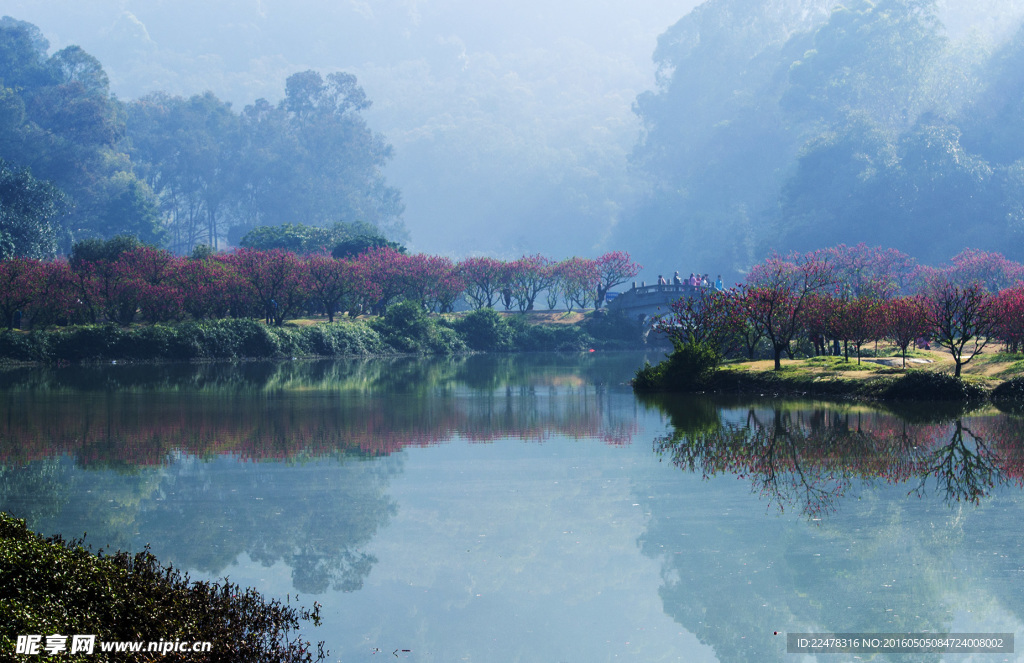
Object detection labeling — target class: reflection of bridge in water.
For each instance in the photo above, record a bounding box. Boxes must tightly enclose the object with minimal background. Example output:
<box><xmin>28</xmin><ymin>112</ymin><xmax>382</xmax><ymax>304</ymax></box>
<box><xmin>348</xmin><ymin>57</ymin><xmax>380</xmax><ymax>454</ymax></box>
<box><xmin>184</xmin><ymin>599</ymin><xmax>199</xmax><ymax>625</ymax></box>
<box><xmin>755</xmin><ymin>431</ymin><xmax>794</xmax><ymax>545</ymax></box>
<box><xmin>607</xmin><ymin>283</ymin><xmax>701</xmax><ymax>327</ymax></box>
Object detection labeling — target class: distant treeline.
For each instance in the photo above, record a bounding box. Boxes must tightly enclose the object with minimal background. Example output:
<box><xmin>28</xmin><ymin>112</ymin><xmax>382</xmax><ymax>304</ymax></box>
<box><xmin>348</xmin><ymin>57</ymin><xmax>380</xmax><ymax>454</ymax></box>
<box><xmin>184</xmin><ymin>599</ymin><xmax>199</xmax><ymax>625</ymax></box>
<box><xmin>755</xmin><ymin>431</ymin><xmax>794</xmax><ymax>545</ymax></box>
<box><xmin>0</xmin><ymin>17</ymin><xmax>403</xmax><ymax>260</ymax></box>
<box><xmin>627</xmin><ymin>0</ymin><xmax>1024</xmax><ymax>274</ymax></box>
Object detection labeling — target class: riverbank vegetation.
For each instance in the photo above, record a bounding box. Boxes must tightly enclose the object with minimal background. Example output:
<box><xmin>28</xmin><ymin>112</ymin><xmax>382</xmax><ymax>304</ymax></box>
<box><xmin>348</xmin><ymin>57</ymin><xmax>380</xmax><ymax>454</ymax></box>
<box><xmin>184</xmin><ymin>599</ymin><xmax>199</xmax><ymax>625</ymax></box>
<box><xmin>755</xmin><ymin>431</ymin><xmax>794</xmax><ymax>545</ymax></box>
<box><xmin>635</xmin><ymin>244</ymin><xmax>1024</xmax><ymax>400</ymax></box>
<box><xmin>0</xmin><ymin>513</ymin><xmax>323</xmax><ymax>662</ymax></box>
<box><xmin>0</xmin><ymin>304</ymin><xmax>643</xmax><ymax>364</ymax></box>
<box><xmin>0</xmin><ymin>233</ymin><xmax>644</xmax><ymax>362</ymax></box>
<box><xmin>0</xmin><ymin>235</ymin><xmax>640</xmax><ymax>329</ymax></box>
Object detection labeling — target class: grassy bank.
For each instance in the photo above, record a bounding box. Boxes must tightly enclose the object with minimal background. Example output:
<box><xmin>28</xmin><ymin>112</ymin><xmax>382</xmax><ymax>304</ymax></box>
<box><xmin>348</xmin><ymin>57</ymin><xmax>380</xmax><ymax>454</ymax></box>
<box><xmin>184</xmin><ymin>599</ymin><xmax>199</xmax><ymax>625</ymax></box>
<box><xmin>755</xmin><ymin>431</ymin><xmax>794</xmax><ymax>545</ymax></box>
<box><xmin>636</xmin><ymin>345</ymin><xmax>1024</xmax><ymax>404</ymax></box>
<box><xmin>0</xmin><ymin>513</ymin><xmax>321</xmax><ymax>662</ymax></box>
<box><xmin>0</xmin><ymin>305</ymin><xmax>644</xmax><ymax>365</ymax></box>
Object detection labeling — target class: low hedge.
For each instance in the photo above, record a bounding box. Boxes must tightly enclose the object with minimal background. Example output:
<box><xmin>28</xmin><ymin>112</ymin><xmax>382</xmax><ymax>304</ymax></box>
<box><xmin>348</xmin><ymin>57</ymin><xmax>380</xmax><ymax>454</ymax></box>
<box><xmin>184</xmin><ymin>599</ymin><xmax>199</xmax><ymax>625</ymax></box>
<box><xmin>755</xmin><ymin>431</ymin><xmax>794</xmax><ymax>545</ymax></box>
<box><xmin>0</xmin><ymin>512</ymin><xmax>322</xmax><ymax>662</ymax></box>
<box><xmin>879</xmin><ymin>370</ymin><xmax>986</xmax><ymax>402</ymax></box>
<box><xmin>0</xmin><ymin>319</ymin><xmax>392</xmax><ymax>363</ymax></box>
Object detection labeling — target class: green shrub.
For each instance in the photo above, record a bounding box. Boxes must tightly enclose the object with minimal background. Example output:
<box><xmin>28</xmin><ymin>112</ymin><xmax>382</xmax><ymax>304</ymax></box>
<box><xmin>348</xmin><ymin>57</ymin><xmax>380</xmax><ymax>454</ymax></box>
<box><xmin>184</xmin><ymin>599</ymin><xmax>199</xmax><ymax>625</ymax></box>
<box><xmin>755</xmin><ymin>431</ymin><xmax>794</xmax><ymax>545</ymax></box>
<box><xmin>0</xmin><ymin>512</ymin><xmax>322</xmax><ymax>662</ymax></box>
<box><xmin>633</xmin><ymin>340</ymin><xmax>722</xmax><ymax>392</ymax></box>
<box><xmin>368</xmin><ymin>300</ymin><xmax>465</xmax><ymax>354</ymax></box>
<box><xmin>453</xmin><ymin>308</ymin><xmax>516</xmax><ymax>351</ymax></box>
<box><xmin>993</xmin><ymin>376</ymin><xmax>1024</xmax><ymax>401</ymax></box>
<box><xmin>0</xmin><ymin>330</ymin><xmax>48</xmax><ymax>362</ymax></box>
<box><xmin>882</xmin><ymin>370</ymin><xmax>985</xmax><ymax>401</ymax></box>
<box><xmin>583</xmin><ymin>310</ymin><xmax>643</xmax><ymax>348</ymax></box>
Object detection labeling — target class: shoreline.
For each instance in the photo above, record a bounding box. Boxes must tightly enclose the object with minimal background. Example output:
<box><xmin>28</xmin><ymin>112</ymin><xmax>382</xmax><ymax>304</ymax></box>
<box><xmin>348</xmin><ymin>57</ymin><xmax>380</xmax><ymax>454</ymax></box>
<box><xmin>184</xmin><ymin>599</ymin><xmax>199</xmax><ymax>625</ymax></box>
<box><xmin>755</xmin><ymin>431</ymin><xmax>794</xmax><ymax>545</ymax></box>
<box><xmin>640</xmin><ymin>351</ymin><xmax>1024</xmax><ymax>405</ymax></box>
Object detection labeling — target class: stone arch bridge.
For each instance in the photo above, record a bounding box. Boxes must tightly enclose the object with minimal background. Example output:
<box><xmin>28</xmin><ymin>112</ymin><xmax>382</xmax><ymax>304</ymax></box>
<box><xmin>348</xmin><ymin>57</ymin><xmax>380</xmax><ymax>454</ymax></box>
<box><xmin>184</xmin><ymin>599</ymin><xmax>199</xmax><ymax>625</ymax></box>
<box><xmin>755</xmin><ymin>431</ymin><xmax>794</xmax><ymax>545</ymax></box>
<box><xmin>606</xmin><ymin>283</ymin><xmax>702</xmax><ymax>333</ymax></box>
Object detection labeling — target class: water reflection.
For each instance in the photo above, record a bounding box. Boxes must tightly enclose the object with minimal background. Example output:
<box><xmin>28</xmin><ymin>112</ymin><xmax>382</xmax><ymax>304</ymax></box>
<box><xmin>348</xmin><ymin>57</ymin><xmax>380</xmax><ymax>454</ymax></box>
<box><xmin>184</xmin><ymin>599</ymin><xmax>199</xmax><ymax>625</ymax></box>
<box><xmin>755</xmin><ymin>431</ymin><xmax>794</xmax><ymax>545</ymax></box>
<box><xmin>641</xmin><ymin>395</ymin><xmax>1024</xmax><ymax>517</ymax></box>
<box><xmin>0</xmin><ymin>355</ymin><xmax>641</xmax><ymax>467</ymax></box>
<box><xmin>7</xmin><ymin>357</ymin><xmax>1024</xmax><ymax>661</ymax></box>
<box><xmin>0</xmin><ymin>454</ymin><xmax>397</xmax><ymax>594</ymax></box>
<box><xmin>0</xmin><ymin>354</ymin><xmax>644</xmax><ymax>597</ymax></box>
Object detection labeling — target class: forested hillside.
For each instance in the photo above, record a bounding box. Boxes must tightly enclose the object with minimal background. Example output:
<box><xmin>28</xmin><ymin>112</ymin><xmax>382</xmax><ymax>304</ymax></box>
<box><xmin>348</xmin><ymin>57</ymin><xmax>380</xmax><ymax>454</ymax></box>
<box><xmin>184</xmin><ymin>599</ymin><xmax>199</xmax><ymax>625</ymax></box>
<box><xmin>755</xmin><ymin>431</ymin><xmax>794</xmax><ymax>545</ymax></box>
<box><xmin>0</xmin><ymin>17</ymin><xmax>404</xmax><ymax>259</ymax></box>
<box><xmin>624</xmin><ymin>0</ymin><xmax>1024</xmax><ymax>278</ymax></box>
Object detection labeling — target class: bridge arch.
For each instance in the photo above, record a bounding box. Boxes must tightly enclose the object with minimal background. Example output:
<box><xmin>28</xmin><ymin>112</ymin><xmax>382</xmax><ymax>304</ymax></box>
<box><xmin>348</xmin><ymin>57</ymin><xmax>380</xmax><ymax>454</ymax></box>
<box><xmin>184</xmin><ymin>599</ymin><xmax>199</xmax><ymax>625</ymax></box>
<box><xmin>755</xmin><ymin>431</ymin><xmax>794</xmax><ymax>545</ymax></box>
<box><xmin>606</xmin><ymin>283</ymin><xmax>702</xmax><ymax>337</ymax></box>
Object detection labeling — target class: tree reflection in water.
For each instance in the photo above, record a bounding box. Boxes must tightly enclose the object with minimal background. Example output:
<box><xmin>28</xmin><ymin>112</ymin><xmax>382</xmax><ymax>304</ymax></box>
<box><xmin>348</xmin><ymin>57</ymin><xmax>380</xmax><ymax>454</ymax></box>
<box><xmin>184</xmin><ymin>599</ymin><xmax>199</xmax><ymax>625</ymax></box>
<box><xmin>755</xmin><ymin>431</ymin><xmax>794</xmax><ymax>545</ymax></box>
<box><xmin>637</xmin><ymin>396</ymin><xmax>1024</xmax><ymax>663</ymax></box>
<box><xmin>0</xmin><ymin>354</ymin><xmax>643</xmax><ymax>595</ymax></box>
<box><xmin>641</xmin><ymin>394</ymin><xmax>1024</xmax><ymax>516</ymax></box>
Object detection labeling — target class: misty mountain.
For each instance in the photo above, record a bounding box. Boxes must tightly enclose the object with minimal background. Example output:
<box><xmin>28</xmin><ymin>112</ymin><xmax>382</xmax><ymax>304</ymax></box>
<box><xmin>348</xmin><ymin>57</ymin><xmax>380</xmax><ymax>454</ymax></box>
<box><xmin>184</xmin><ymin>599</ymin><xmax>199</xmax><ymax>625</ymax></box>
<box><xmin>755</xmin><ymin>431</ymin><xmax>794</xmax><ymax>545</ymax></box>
<box><xmin>622</xmin><ymin>0</ymin><xmax>1024</xmax><ymax>280</ymax></box>
<box><xmin>3</xmin><ymin>0</ymin><xmax>1024</xmax><ymax>276</ymax></box>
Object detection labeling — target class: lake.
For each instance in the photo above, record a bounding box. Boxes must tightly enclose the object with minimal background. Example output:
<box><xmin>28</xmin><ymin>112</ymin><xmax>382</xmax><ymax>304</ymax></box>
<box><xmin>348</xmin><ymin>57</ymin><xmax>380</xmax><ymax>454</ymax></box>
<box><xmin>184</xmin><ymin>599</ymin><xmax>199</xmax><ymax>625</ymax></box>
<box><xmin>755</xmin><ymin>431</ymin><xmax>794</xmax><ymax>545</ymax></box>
<box><xmin>1</xmin><ymin>353</ymin><xmax>1023</xmax><ymax>662</ymax></box>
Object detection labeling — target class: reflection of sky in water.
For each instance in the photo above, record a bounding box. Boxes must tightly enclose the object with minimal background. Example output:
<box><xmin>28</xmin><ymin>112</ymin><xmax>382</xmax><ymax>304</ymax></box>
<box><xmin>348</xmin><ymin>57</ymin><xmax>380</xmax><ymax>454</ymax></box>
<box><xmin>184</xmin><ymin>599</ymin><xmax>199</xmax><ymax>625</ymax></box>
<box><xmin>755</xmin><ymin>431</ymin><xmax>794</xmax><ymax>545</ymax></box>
<box><xmin>213</xmin><ymin>438</ymin><xmax>719</xmax><ymax>662</ymax></box>
<box><xmin>4</xmin><ymin>357</ymin><xmax>1024</xmax><ymax>661</ymax></box>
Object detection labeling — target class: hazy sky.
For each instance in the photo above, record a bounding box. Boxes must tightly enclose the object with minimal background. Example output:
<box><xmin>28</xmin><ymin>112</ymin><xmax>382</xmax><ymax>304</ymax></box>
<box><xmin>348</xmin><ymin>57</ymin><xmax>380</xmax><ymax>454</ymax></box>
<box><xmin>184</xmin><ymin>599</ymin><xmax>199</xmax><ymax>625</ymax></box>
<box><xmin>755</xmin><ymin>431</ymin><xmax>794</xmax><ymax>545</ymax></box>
<box><xmin>2</xmin><ymin>0</ymin><xmax>702</xmax><ymax>258</ymax></box>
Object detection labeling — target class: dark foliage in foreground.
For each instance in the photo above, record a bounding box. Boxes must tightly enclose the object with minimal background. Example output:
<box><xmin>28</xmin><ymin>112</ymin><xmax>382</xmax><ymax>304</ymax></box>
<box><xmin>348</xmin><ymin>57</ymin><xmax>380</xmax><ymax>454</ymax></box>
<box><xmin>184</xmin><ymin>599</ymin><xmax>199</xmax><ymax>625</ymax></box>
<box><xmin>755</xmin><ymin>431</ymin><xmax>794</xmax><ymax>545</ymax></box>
<box><xmin>0</xmin><ymin>512</ymin><xmax>323</xmax><ymax>662</ymax></box>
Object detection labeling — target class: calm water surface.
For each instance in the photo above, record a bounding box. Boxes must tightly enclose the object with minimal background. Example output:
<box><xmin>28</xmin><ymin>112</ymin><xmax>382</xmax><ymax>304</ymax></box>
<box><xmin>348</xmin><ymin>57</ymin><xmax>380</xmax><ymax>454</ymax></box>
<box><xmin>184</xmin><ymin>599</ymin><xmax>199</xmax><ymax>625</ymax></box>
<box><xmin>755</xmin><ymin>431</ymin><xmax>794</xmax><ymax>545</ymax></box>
<box><xmin>2</xmin><ymin>354</ymin><xmax>1024</xmax><ymax>662</ymax></box>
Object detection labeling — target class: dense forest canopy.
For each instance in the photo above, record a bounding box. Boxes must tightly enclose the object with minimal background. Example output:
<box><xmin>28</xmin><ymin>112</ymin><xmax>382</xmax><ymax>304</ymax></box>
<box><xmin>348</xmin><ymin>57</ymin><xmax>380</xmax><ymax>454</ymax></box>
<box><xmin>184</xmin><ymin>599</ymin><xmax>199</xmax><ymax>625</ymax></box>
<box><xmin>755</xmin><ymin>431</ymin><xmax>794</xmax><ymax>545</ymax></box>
<box><xmin>0</xmin><ymin>17</ymin><xmax>404</xmax><ymax>258</ymax></box>
<box><xmin>621</xmin><ymin>0</ymin><xmax>1024</xmax><ymax>279</ymax></box>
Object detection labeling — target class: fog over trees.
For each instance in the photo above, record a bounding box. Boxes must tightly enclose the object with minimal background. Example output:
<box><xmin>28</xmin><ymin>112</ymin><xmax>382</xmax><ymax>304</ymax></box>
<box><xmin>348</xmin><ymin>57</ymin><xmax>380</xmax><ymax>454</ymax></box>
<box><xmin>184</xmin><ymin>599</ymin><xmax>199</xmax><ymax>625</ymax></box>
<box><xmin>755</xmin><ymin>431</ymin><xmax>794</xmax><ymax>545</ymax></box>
<box><xmin>3</xmin><ymin>0</ymin><xmax>1024</xmax><ymax>278</ymax></box>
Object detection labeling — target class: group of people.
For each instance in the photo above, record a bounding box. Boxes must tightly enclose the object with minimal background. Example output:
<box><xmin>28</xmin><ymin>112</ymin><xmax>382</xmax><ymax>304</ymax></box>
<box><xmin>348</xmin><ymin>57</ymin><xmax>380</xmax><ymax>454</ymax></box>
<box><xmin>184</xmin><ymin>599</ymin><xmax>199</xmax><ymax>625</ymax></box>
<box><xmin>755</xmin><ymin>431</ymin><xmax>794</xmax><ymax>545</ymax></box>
<box><xmin>655</xmin><ymin>272</ymin><xmax>725</xmax><ymax>291</ymax></box>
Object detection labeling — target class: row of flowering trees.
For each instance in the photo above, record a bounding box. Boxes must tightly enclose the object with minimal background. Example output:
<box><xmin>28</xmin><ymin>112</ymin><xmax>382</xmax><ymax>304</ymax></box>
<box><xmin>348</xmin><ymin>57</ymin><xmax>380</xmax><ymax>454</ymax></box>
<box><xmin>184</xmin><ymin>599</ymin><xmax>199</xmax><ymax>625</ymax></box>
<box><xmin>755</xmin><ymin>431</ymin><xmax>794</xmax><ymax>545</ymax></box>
<box><xmin>0</xmin><ymin>246</ymin><xmax>641</xmax><ymax>330</ymax></box>
<box><xmin>659</xmin><ymin>245</ymin><xmax>1024</xmax><ymax>376</ymax></box>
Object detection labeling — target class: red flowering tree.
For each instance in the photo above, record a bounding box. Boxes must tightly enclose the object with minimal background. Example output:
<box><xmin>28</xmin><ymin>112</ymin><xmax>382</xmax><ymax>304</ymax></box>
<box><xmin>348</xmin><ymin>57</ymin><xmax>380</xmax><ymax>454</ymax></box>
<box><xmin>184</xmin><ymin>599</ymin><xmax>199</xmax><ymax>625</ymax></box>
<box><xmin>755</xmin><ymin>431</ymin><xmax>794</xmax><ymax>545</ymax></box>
<box><xmin>595</xmin><ymin>251</ymin><xmax>642</xmax><ymax>308</ymax></box>
<box><xmin>821</xmin><ymin>243</ymin><xmax>917</xmax><ymax>299</ymax></box>
<box><xmin>355</xmin><ymin>246</ymin><xmax>413</xmax><ymax>314</ymax></box>
<box><xmin>26</xmin><ymin>260</ymin><xmax>79</xmax><ymax>328</ymax></box>
<box><xmin>992</xmin><ymin>286</ymin><xmax>1024</xmax><ymax>353</ymax></box>
<box><xmin>800</xmin><ymin>292</ymin><xmax>842</xmax><ymax>357</ymax></box>
<box><xmin>306</xmin><ymin>254</ymin><xmax>358</xmax><ymax>322</ymax></box>
<box><xmin>742</xmin><ymin>252</ymin><xmax>835</xmax><ymax>370</ymax></box>
<box><xmin>346</xmin><ymin>258</ymin><xmax>383</xmax><ymax>316</ymax></box>
<box><xmin>947</xmin><ymin>249</ymin><xmax>1024</xmax><ymax>293</ymax></box>
<box><xmin>657</xmin><ymin>286</ymin><xmax>735</xmax><ymax>352</ymax></box>
<box><xmin>922</xmin><ymin>277</ymin><xmax>997</xmax><ymax>377</ymax></box>
<box><xmin>835</xmin><ymin>296</ymin><xmax>886</xmax><ymax>364</ymax></box>
<box><xmin>458</xmin><ymin>257</ymin><xmax>505</xmax><ymax>309</ymax></box>
<box><xmin>229</xmin><ymin>249</ymin><xmax>310</xmax><ymax>325</ymax></box>
<box><xmin>506</xmin><ymin>255</ymin><xmax>555</xmax><ymax>312</ymax></box>
<box><xmin>116</xmin><ymin>247</ymin><xmax>185</xmax><ymax>323</ymax></box>
<box><xmin>884</xmin><ymin>296</ymin><xmax>928</xmax><ymax>367</ymax></box>
<box><xmin>175</xmin><ymin>256</ymin><xmax>249</xmax><ymax>320</ymax></box>
<box><xmin>0</xmin><ymin>258</ymin><xmax>45</xmax><ymax>329</ymax></box>
<box><xmin>555</xmin><ymin>257</ymin><xmax>600</xmax><ymax>311</ymax></box>
<box><xmin>403</xmin><ymin>254</ymin><xmax>465</xmax><ymax>313</ymax></box>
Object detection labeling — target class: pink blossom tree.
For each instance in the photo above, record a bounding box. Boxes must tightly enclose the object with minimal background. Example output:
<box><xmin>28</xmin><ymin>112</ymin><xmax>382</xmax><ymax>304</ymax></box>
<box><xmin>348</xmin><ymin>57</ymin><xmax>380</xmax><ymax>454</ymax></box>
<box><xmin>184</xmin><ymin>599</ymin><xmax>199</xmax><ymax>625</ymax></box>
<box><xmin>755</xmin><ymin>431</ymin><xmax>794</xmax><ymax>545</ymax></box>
<box><xmin>922</xmin><ymin>277</ymin><xmax>997</xmax><ymax>377</ymax></box>
<box><xmin>555</xmin><ymin>257</ymin><xmax>600</xmax><ymax>311</ymax></box>
<box><xmin>506</xmin><ymin>255</ymin><xmax>555</xmax><ymax>312</ymax></box>
<box><xmin>743</xmin><ymin>252</ymin><xmax>835</xmax><ymax>370</ymax></box>
<box><xmin>458</xmin><ymin>257</ymin><xmax>505</xmax><ymax>309</ymax></box>
<box><xmin>884</xmin><ymin>296</ymin><xmax>928</xmax><ymax>367</ymax></box>
<box><xmin>595</xmin><ymin>251</ymin><xmax>642</xmax><ymax>308</ymax></box>
<box><xmin>306</xmin><ymin>254</ymin><xmax>356</xmax><ymax>323</ymax></box>
<box><xmin>229</xmin><ymin>249</ymin><xmax>310</xmax><ymax>325</ymax></box>
<box><xmin>0</xmin><ymin>258</ymin><xmax>43</xmax><ymax>329</ymax></box>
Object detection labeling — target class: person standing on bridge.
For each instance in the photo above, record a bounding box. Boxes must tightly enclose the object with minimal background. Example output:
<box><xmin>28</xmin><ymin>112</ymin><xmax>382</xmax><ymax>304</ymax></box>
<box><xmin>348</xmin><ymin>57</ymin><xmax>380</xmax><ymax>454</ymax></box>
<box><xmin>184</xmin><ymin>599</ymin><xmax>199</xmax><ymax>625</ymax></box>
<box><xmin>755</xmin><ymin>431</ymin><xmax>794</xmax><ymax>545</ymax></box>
<box><xmin>714</xmin><ymin>275</ymin><xmax>724</xmax><ymax>291</ymax></box>
<box><xmin>673</xmin><ymin>271</ymin><xmax>682</xmax><ymax>285</ymax></box>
